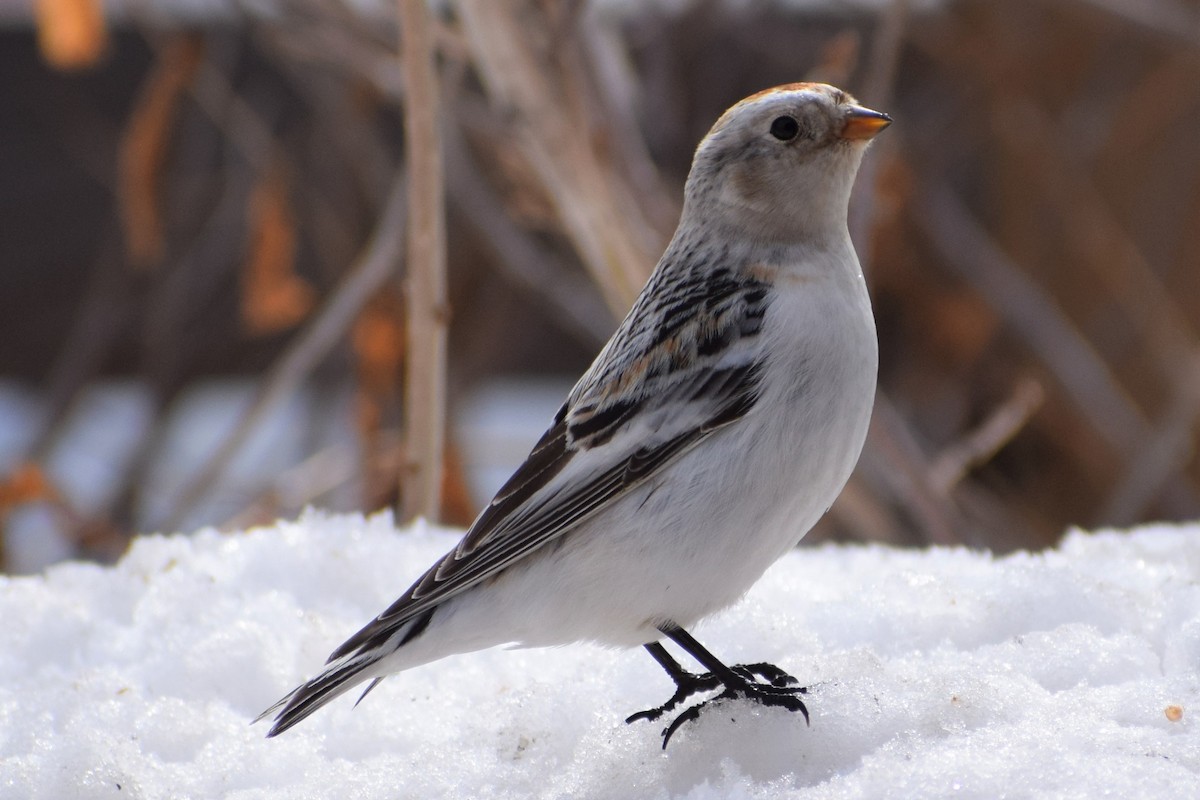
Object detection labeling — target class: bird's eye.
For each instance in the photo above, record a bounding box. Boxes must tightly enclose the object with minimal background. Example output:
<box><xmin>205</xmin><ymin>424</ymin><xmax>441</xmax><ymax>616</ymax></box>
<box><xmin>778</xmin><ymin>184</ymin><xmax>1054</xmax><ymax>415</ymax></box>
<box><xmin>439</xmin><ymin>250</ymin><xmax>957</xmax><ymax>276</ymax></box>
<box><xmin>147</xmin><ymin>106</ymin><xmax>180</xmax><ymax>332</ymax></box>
<box><xmin>769</xmin><ymin>115</ymin><xmax>800</xmax><ymax>141</ymax></box>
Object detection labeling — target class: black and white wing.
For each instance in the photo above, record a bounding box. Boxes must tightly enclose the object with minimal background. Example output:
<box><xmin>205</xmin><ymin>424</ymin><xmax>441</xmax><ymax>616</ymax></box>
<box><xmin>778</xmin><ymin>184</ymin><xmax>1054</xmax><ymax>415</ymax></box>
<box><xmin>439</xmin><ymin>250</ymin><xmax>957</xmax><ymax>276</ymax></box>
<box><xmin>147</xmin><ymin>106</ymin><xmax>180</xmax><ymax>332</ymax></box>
<box><xmin>328</xmin><ymin>266</ymin><xmax>774</xmax><ymax>661</ymax></box>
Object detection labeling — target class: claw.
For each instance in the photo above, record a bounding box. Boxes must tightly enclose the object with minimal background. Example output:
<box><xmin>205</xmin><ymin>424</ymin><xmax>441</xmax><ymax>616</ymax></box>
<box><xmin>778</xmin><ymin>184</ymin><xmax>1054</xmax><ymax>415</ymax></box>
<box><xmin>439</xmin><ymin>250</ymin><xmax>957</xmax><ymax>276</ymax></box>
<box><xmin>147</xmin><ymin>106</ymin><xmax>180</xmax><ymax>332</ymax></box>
<box><xmin>658</xmin><ymin>683</ymin><xmax>809</xmax><ymax>749</ymax></box>
<box><xmin>626</xmin><ymin>660</ymin><xmax>810</xmax><ymax>749</ymax></box>
<box><xmin>731</xmin><ymin>662</ymin><xmax>801</xmax><ymax>688</ymax></box>
<box><xmin>625</xmin><ymin>671</ymin><xmax>722</xmax><ymax>724</ymax></box>
<box><xmin>660</xmin><ymin>693</ymin><xmax>714</xmax><ymax>748</ymax></box>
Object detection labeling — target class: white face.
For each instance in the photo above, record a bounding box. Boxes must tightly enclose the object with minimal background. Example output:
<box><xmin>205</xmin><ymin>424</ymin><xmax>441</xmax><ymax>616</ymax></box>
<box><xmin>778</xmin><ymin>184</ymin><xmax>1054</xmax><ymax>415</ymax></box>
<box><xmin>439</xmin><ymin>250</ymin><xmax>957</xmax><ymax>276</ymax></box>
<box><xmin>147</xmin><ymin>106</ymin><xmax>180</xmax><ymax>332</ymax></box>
<box><xmin>685</xmin><ymin>83</ymin><xmax>887</xmax><ymax>246</ymax></box>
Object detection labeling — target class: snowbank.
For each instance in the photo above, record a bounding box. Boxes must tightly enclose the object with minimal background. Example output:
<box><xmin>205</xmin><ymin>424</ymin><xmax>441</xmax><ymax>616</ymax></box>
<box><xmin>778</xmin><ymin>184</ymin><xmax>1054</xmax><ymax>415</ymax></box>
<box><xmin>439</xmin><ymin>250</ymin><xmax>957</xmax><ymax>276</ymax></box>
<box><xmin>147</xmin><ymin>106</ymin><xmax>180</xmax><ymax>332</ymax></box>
<box><xmin>2</xmin><ymin>511</ymin><xmax>1197</xmax><ymax>799</ymax></box>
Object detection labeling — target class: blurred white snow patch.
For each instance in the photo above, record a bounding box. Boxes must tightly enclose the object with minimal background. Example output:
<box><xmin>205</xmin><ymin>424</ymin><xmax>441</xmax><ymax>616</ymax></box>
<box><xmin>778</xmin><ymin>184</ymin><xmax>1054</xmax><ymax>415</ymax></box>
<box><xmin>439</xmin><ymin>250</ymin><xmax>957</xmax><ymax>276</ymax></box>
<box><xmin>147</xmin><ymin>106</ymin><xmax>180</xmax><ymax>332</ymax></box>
<box><xmin>1</xmin><ymin>512</ymin><xmax>1198</xmax><ymax>799</ymax></box>
<box><xmin>0</xmin><ymin>381</ymin><xmax>155</xmax><ymax>572</ymax></box>
<box><xmin>457</xmin><ymin>378</ymin><xmax>575</xmax><ymax>502</ymax></box>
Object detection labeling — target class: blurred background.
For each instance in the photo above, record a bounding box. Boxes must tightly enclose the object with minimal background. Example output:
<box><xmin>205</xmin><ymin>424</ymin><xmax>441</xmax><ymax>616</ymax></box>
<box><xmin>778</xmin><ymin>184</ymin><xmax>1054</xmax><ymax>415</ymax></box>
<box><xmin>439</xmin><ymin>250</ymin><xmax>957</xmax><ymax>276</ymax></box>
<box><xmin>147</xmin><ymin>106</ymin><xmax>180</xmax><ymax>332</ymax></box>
<box><xmin>2</xmin><ymin>0</ymin><xmax>1199</xmax><ymax>573</ymax></box>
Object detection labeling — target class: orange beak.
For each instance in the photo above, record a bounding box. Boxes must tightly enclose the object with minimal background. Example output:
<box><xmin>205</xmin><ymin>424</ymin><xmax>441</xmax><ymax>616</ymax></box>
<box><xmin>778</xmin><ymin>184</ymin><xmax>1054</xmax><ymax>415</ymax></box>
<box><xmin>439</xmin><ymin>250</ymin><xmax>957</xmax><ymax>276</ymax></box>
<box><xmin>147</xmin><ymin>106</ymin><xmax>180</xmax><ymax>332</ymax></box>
<box><xmin>840</xmin><ymin>106</ymin><xmax>893</xmax><ymax>141</ymax></box>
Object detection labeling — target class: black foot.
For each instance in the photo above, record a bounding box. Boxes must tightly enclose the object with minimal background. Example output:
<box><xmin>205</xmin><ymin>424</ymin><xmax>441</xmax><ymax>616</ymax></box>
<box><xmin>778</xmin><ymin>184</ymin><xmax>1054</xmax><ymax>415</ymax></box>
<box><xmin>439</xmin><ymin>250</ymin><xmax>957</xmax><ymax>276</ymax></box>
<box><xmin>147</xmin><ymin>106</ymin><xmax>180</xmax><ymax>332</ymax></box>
<box><xmin>625</xmin><ymin>669</ymin><xmax>721</xmax><ymax>726</ymax></box>
<box><xmin>658</xmin><ymin>677</ymin><xmax>809</xmax><ymax>750</ymax></box>
<box><xmin>737</xmin><ymin>662</ymin><xmax>802</xmax><ymax>689</ymax></box>
<box><xmin>628</xmin><ymin>628</ymin><xmax>811</xmax><ymax>750</ymax></box>
<box><xmin>624</xmin><ymin>662</ymin><xmax>801</xmax><ymax>725</ymax></box>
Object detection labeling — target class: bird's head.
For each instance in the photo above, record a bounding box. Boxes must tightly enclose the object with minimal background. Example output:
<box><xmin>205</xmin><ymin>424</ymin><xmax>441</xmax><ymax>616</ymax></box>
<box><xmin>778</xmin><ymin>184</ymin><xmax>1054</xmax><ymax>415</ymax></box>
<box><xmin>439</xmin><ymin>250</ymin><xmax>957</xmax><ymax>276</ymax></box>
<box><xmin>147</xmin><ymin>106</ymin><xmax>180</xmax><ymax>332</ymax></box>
<box><xmin>684</xmin><ymin>83</ymin><xmax>891</xmax><ymax>247</ymax></box>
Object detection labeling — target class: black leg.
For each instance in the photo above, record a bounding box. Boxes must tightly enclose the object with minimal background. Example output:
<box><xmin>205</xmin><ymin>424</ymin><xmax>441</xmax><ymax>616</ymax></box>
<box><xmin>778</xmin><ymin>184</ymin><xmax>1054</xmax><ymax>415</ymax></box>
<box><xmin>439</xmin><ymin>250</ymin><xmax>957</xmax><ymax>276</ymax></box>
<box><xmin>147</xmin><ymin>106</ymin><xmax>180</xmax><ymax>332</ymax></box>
<box><xmin>643</xmin><ymin>641</ymin><xmax>691</xmax><ymax>683</ymax></box>
<box><xmin>626</xmin><ymin>623</ymin><xmax>810</xmax><ymax>749</ymax></box>
<box><xmin>662</xmin><ymin>626</ymin><xmax>805</xmax><ymax>687</ymax></box>
<box><xmin>625</xmin><ymin>643</ymin><xmax>724</xmax><ymax>725</ymax></box>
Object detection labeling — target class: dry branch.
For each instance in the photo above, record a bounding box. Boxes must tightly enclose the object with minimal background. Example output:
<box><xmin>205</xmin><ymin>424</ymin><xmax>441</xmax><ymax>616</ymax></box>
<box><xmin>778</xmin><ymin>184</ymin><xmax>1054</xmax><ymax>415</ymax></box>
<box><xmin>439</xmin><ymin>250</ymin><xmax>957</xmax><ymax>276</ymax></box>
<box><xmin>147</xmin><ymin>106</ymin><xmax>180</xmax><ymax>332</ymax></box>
<box><xmin>1104</xmin><ymin>353</ymin><xmax>1200</xmax><ymax>523</ymax></box>
<box><xmin>158</xmin><ymin>174</ymin><xmax>408</xmax><ymax>533</ymax></box>
<box><xmin>930</xmin><ymin>378</ymin><xmax>1045</xmax><ymax>494</ymax></box>
<box><xmin>398</xmin><ymin>0</ymin><xmax>448</xmax><ymax>522</ymax></box>
<box><xmin>848</xmin><ymin>0</ymin><xmax>909</xmax><ymax>266</ymax></box>
<box><xmin>863</xmin><ymin>394</ymin><xmax>965</xmax><ymax>546</ymax></box>
<box><xmin>916</xmin><ymin>182</ymin><xmax>1146</xmax><ymax>454</ymax></box>
<box><xmin>444</xmin><ymin>120</ymin><xmax>614</xmax><ymax>347</ymax></box>
<box><xmin>455</xmin><ymin>0</ymin><xmax>656</xmax><ymax>316</ymax></box>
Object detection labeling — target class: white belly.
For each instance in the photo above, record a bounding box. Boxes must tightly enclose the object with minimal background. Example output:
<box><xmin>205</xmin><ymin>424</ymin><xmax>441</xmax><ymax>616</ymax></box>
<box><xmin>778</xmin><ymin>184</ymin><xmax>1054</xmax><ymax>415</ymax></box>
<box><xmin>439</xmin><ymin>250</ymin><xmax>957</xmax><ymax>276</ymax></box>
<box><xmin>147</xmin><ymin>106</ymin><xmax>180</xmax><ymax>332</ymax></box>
<box><xmin>429</xmin><ymin>273</ymin><xmax>878</xmax><ymax>652</ymax></box>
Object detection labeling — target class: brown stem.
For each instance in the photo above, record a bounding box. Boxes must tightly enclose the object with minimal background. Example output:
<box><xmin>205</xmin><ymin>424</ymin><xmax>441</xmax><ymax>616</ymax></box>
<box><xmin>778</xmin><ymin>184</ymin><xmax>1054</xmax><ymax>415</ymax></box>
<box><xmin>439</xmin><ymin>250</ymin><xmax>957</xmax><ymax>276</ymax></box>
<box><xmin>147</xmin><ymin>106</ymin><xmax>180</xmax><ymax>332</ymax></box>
<box><xmin>398</xmin><ymin>0</ymin><xmax>448</xmax><ymax>522</ymax></box>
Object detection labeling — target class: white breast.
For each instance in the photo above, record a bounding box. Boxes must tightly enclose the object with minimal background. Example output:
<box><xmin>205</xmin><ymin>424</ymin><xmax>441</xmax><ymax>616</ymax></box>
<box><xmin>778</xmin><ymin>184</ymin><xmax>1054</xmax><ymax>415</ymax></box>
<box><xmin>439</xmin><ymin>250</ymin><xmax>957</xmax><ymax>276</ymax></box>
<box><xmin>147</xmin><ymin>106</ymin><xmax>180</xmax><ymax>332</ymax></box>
<box><xmin>419</xmin><ymin>246</ymin><xmax>879</xmax><ymax>655</ymax></box>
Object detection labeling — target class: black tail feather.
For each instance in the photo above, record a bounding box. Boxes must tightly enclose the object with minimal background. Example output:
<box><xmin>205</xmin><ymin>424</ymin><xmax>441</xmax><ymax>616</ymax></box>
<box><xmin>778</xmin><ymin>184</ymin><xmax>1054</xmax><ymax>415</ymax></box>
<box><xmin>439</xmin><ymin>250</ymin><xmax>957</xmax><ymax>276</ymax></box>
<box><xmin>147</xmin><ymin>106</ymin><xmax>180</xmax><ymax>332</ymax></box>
<box><xmin>258</xmin><ymin>604</ymin><xmax>438</xmax><ymax>736</ymax></box>
<box><xmin>256</xmin><ymin>656</ymin><xmax>376</xmax><ymax>737</ymax></box>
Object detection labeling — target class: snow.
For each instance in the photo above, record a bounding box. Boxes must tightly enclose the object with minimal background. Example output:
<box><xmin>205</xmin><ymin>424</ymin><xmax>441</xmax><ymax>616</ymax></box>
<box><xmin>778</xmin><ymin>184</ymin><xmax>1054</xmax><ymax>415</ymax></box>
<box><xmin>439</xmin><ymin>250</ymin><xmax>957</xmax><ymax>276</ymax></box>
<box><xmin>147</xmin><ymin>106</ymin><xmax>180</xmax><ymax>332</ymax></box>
<box><xmin>2</xmin><ymin>511</ymin><xmax>1198</xmax><ymax>799</ymax></box>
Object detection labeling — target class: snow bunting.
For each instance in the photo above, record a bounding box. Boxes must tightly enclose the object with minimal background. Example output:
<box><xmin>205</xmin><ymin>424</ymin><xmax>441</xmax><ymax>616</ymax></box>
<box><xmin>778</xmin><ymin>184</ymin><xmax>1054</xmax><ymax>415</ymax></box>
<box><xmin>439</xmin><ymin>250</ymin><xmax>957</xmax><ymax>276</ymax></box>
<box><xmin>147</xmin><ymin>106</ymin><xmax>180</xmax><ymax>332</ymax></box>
<box><xmin>259</xmin><ymin>82</ymin><xmax>890</xmax><ymax>748</ymax></box>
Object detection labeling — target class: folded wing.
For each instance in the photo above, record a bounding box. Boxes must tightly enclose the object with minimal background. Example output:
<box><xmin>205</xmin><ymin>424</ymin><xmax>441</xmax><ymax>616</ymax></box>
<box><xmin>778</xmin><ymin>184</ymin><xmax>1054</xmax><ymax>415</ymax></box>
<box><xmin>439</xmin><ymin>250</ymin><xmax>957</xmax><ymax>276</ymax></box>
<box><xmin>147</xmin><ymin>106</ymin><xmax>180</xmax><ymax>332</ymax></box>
<box><xmin>328</xmin><ymin>269</ymin><xmax>773</xmax><ymax>662</ymax></box>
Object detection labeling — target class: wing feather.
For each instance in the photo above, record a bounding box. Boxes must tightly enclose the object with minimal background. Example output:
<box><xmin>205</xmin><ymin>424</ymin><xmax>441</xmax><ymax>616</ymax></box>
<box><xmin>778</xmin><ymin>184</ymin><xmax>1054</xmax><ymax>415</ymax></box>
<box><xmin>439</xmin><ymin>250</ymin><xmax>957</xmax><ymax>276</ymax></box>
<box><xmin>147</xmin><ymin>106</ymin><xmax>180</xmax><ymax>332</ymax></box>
<box><xmin>327</xmin><ymin>271</ymin><xmax>773</xmax><ymax>662</ymax></box>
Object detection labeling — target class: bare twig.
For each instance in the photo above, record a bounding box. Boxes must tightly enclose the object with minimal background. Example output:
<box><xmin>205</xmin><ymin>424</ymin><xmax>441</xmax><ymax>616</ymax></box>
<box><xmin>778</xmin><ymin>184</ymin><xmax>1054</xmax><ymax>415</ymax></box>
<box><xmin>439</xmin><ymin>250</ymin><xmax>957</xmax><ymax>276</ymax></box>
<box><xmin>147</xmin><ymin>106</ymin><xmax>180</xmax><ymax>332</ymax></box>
<box><xmin>861</xmin><ymin>0</ymin><xmax>910</xmax><ymax>114</ymax></box>
<box><xmin>455</xmin><ymin>0</ymin><xmax>654</xmax><ymax>316</ymax></box>
<box><xmin>445</xmin><ymin>119</ymin><xmax>614</xmax><ymax>347</ymax></box>
<box><xmin>908</xmin><ymin>11</ymin><xmax>1200</xmax><ymax>524</ymax></box>
<box><xmin>930</xmin><ymin>378</ymin><xmax>1045</xmax><ymax>493</ymax></box>
<box><xmin>1104</xmin><ymin>352</ymin><xmax>1200</xmax><ymax>523</ymax></box>
<box><xmin>398</xmin><ymin>0</ymin><xmax>448</xmax><ymax>522</ymax></box>
<box><xmin>577</xmin><ymin>16</ymin><xmax>680</xmax><ymax>237</ymax></box>
<box><xmin>25</xmin><ymin>239</ymin><xmax>132</xmax><ymax>463</ymax></box>
<box><xmin>259</xmin><ymin>21</ymin><xmax>406</xmax><ymax>101</ymax></box>
<box><xmin>157</xmin><ymin>173</ymin><xmax>408</xmax><ymax>533</ymax></box>
<box><xmin>986</xmin><ymin>95</ymin><xmax>1200</xmax><ymax>515</ymax></box>
<box><xmin>219</xmin><ymin>437</ymin><xmax>372</xmax><ymax>531</ymax></box>
<box><xmin>988</xmin><ymin>96</ymin><xmax>1197</xmax><ymax>379</ymax></box>
<box><xmin>828</xmin><ymin>474</ymin><xmax>910</xmax><ymax>545</ymax></box>
<box><xmin>848</xmin><ymin>0</ymin><xmax>909</xmax><ymax>277</ymax></box>
<box><xmin>862</xmin><ymin>392</ymin><xmax>965</xmax><ymax>546</ymax></box>
<box><xmin>916</xmin><ymin>182</ymin><xmax>1147</xmax><ymax>453</ymax></box>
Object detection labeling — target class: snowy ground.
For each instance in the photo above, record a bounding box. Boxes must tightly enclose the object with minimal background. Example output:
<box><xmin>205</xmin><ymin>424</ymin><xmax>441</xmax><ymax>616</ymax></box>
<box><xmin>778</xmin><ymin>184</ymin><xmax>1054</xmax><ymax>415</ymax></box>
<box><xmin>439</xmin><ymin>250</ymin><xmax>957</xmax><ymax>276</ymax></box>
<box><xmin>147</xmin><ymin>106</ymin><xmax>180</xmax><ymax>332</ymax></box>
<box><xmin>1</xmin><ymin>511</ymin><xmax>1198</xmax><ymax>799</ymax></box>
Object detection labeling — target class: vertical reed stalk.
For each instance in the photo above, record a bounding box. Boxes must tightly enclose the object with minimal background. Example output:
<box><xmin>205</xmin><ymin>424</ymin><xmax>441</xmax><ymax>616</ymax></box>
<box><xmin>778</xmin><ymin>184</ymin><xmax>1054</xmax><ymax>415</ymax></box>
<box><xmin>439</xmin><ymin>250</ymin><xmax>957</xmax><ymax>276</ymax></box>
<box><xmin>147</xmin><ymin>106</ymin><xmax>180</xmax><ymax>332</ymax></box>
<box><xmin>398</xmin><ymin>0</ymin><xmax>447</xmax><ymax>521</ymax></box>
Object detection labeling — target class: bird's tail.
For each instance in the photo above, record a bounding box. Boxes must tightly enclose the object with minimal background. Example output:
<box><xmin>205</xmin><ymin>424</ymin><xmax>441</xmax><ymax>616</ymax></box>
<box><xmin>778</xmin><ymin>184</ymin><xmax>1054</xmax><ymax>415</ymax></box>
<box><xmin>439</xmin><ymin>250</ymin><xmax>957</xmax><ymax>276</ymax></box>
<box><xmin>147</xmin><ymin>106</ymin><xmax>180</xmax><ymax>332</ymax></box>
<box><xmin>255</xmin><ymin>606</ymin><xmax>440</xmax><ymax>736</ymax></box>
<box><xmin>254</xmin><ymin>652</ymin><xmax>383</xmax><ymax>737</ymax></box>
